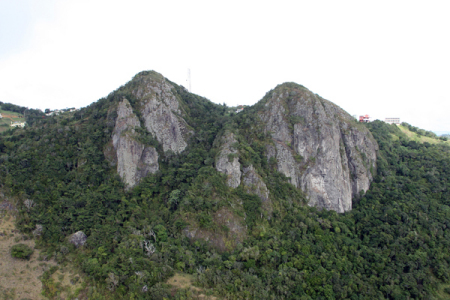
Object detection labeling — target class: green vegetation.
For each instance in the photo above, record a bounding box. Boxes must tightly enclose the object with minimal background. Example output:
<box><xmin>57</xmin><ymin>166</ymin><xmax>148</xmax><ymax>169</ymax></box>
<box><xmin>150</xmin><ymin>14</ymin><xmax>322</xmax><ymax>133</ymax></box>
<box><xmin>1</xmin><ymin>78</ymin><xmax>450</xmax><ymax>299</ymax></box>
<box><xmin>11</xmin><ymin>243</ymin><xmax>34</xmax><ymax>260</ymax></box>
<box><xmin>401</xmin><ymin>122</ymin><xmax>438</xmax><ymax>138</ymax></box>
<box><xmin>0</xmin><ymin>109</ymin><xmax>25</xmax><ymax>133</ymax></box>
<box><xmin>0</xmin><ymin>102</ymin><xmax>44</xmax><ymax>127</ymax></box>
<box><xmin>397</xmin><ymin>123</ymin><xmax>450</xmax><ymax>146</ymax></box>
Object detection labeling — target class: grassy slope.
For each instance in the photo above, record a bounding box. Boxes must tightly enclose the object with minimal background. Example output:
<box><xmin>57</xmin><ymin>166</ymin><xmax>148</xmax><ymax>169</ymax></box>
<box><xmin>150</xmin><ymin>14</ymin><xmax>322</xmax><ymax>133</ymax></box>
<box><xmin>394</xmin><ymin>124</ymin><xmax>450</xmax><ymax>145</ymax></box>
<box><xmin>165</xmin><ymin>273</ymin><xmax>219</xmax><ymax>299</ymax></box>
<box><xmin>0</xmin><ymin>110</ymin><xmax>25</xmax><ymax>133</ymax></box>
<box><xmin>0</xmin><ymin>214</ymin><xmax>56</xmax><ymax>300</ymax></box>
<box><xmin>0</xmin><ymin>196</ymin><xmax>85</xmax><ymax>300</ymax></box>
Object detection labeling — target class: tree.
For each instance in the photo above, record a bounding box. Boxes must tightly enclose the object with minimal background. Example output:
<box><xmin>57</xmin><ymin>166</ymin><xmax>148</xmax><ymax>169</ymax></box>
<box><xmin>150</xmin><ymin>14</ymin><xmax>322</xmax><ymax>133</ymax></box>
<box><xmin>11</xmin><ymin>244</ymin><xmax>34</xmax><ymax>260</ymax></box>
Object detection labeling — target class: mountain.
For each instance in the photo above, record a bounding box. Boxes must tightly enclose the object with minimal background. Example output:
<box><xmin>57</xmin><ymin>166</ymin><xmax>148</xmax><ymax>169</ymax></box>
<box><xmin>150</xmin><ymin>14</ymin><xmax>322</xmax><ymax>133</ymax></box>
<box><xmin>1</xmin><ymin>71</ymin><xmax>450</xmax><ymax>299</ymax></box>
<box><xmin>244</xmin><ymin>82</ymin><xmax>377</xmax><ymax>212</ymax></box>
<box><xmin>104</xmin><ymin>71</ymin><xmax>377</xmax><ymax>212</ymax></box>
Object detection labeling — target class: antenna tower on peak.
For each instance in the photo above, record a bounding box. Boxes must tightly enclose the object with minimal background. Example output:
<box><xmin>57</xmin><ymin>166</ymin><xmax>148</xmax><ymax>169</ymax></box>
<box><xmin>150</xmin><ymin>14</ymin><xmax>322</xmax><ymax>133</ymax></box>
<box><xmin>187</xmin><ymin>68</ymin><xmax>191</xmax><ymax>92</ymax></box>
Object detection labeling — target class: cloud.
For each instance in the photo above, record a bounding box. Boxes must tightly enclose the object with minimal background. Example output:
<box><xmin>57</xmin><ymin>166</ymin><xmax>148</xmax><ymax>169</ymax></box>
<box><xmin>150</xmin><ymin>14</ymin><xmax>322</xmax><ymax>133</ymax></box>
<box><xmin>0</xmin><ymin>0</ymin><xmax>449</xmax><ymax>130</ymax></box>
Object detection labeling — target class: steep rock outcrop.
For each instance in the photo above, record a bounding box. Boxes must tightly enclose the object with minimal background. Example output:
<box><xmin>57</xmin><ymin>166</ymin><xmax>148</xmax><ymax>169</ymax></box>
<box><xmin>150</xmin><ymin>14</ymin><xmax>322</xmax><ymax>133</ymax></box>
<box><xmin>260</xmin><ymin>84</ymin><xmax>377</xmax><ymax>212</ymax></box>
<box><xmin>266</xmin><ymin>143</ymin><xmax>298</xmax><ymax>187</ymax></box>
<box><xmin>129</xmin><ymin>72</ymin><xmax>192</xmax><ymax>154</ymax></box>
<box><xmin>242</xmin><ymin>165</ymin><xmax>269</xmax><ymax>202</ymax></box>
<box><xmin>110</xmin><ymin>99</ymin><xmax>159</xmax><ymax>189</ymax></box>
<box><xmin>341</xmin><ymin>123</ymin><xmax>378</xmax><ymax>197</ymax></box>
<box><xmin>215</xmin><ymin>132</ymin><xmax>241</xmax><ymax>188</ymax></box>
<box><xmin>242</xmin><ymin>165</ymin><xmax>272</xmax><ymax>213</ymax></box>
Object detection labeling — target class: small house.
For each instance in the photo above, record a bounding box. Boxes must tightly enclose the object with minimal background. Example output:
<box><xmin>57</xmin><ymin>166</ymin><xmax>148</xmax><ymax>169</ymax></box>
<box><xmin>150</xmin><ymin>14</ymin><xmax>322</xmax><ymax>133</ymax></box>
<box><xmin>10</xmin><ymin>121</ymin><xmax>26</xmax><ymax>128</ymax></box>
<box><xmin>385</xmin><ymin>118</ymin><xmax>400</xmax><ymax>125</ymax></box>
<box><xmin>359</xmin><ymin>115</ymin><xmax>370</xmax><ymax>123</ymax></box>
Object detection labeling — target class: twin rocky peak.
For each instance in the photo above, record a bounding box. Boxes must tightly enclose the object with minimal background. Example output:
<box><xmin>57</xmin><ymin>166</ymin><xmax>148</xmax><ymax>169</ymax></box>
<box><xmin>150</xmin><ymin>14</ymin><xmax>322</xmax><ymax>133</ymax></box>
<box><xmin>105</xmin><ymin>71</ymin><xmax>378</xmax><ymax>213</ymax></box>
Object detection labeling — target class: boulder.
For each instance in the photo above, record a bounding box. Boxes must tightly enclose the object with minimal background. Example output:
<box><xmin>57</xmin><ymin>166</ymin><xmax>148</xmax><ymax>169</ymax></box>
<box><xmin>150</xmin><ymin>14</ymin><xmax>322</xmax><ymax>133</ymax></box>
<box><xmin>69</xmin><ymin>231</ymin><xmax>87</xmax><ymax>248</ymax></box>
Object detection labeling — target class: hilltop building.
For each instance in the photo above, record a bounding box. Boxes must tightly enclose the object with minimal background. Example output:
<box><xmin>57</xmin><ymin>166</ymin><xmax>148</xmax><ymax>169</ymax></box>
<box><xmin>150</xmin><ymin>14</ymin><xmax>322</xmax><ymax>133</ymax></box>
<box><xmin>46</xmin><ymin>110</ymin><xmax>61</xmax><ymax>116</ymax></box>
<box><xmin>45</xmin><ymin>108</ymin><xmax>78</xmax><ymax>116</ymax></box>
<box><xmin>385</xmin><ymin>118</ymin><xmax>400</xmax><ymax>125</ymax></box>
<box><xmin>359</xmin><ymin>115</ymin><xmax>370</xmax><ymax>123</ymax></box>
<box><xmin>236</xmin><ymin>105</ymin><xmax>245</xmax><ymax>113</ymax></box>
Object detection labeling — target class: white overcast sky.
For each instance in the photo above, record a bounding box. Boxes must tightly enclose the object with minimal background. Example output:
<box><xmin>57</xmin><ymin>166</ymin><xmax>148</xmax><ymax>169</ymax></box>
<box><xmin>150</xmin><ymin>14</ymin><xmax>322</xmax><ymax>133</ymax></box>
<box><xmin>1</xmin><ymin>0</ymin><xmax>449</xmax><ymax>131</ymax></box>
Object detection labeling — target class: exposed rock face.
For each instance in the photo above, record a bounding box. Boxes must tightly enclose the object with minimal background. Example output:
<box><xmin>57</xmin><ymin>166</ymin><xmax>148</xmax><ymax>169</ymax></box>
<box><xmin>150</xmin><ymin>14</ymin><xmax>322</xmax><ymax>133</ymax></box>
<box><xmin>341</xmin><ymin>123</ymin><xmax>378</xmax><ymax>197</ymax></box>
<box><xmin>69</xmin><ymin>231</ymin><xmax>87</xmax><ymax>248</ymax></box>
<box><xmin>215</xmin><ymin>132</ymin><xmax>241</xmax><ymax>188</ymax></box>
<box><xmin>111</xmin><ymin>99</ymin><xmax>159</xmax><ymax>189</ymax></box>
<box><xmin>242</xmin><ymin>165</ymin><xmax>269</xmax><ymax>202</ymax></box>
<box><xmin>107</xmin><ymin>71</ymin><xmax>376</xmax><ymax>215</ymax></box>
<box><xmin>242</xmin><ymin>165</ymin><xmax>272</xmax><ymax>214</ymax></box>
<box><xmin>260</xmin><ymin>83</ymin><xmax>377</xmax><ymax>212</ymax></box>
<box><xmin>267</xmin><ymin>143</ymin><xmax>298</xmax><ymax>186</ymax></box>
<box><xmin>183</xmin><ymin>207</ymin><xmax>246</xmax><ymax>252</ymax></box>
<box><xmin>129</xmin><ymin>72</ymin><xmax>192</xmax><ymax>154</ymax></box>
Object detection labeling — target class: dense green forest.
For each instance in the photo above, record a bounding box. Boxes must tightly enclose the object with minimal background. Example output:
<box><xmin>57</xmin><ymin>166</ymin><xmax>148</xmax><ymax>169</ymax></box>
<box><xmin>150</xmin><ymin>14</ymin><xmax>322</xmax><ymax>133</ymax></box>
<box><xmin>1</xmin><ymin>81</ymin><xmax>450</xmax><ymax>299</ymax></box>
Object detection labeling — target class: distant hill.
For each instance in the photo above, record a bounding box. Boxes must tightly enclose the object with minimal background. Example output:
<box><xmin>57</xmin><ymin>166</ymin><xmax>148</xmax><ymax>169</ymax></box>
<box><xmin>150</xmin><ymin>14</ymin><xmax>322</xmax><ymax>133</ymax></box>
<box><xmin>434</xmin><ymin>131</ymin><xmax>450</xmax><ymax>136</ymax></box>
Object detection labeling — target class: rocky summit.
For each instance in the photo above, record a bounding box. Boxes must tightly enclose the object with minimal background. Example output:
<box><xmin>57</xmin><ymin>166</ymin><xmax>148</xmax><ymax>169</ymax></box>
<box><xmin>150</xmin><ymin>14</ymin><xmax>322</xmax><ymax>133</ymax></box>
<box><xmin>258</xmin><ymin>83</ymin><xmax>378</xmax><ymax>212</ymax></box>
<box><xmin>108</xmin><ymin>71</ymin><xmax>377</xmax><ymax>212</ymax></box>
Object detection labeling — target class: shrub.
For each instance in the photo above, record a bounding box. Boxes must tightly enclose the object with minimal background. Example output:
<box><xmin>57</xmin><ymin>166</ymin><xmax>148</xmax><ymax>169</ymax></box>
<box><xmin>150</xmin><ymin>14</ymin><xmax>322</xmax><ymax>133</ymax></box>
<box><xmin>11</xmin><ymin>243</ymin><xmax>34</xmax><ymax>260</ymax></box>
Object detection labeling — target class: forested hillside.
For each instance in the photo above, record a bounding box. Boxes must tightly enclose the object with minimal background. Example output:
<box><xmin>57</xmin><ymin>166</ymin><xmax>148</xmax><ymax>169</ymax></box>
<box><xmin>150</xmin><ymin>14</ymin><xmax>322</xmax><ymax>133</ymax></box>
<box><xmin>1</xmin><ymin>73</ymin><xmax>450</xmax><ymax>299</ymax></box>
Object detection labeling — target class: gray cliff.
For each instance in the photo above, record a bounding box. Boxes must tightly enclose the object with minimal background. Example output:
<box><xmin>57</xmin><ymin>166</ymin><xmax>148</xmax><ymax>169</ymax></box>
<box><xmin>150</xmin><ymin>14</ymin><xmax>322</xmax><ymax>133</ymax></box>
<box><xmin>242</xmin><ymin>165</ymin><xmax>272</xmax><ymax>213</ymax></box>
<box><xmin>215</xmin><ymin>132</ymin><xmax>241</xmax><ymax>188</ymax></box>
<box><xmin>260</xmin><ymin>83</ymin><xmax>377</xmax><ymax>212</ymax></box>
<box><xmin>129</xmin><ymin>72</ymin><xmax>192</xmax><ymax>154</ymax></box>
<box><xmin>242</xmin><ymin>165</ymin><xmax>269</xmax><ymax>203</ymax></box>
<box><xmin>215</xmin><ymin>134</ymin><xmax>273</xmax><ymax>213</ymax></box>
<box><xmin>106</xmin><ymin>71</ymin><xmax>376</xmax><ymax>214</ymax></box>
<box><xmin>111</xmin><ymin>99</ymin><xmax>159</xmax><ymax>189</ymax></box>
